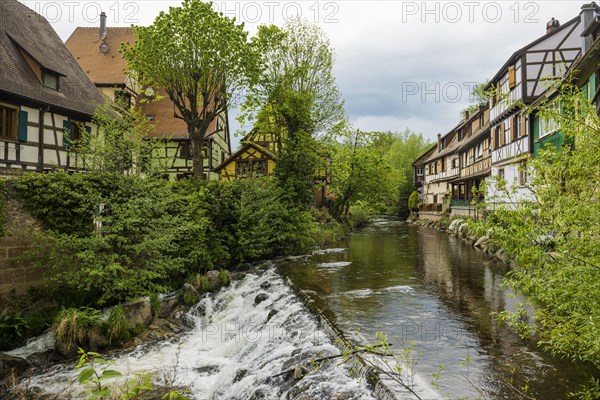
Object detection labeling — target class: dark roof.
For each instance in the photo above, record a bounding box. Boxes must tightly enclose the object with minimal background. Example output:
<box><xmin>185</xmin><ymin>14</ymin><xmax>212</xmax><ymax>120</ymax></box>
<box><xmin>485</xmin><ymin>16</ymin><xmax>581</xmax><ymax>89</ymax></box>
<box><xmin>0</xmin><ymin>0</ymin><xmax>104</xmax><ymax>117</ymax></box>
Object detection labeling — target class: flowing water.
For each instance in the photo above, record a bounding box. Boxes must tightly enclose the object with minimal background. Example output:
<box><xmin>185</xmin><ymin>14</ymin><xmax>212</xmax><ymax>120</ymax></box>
<box><xmin>12</xmin><ymin>218</ymin><xmax>598</xmax><ymax>399</ymax></box>
<box><xmin>18</xmin><ymin>269</ymin><xmax>376</xmax><ymax>400</ymax></box>
<box><xmin>280</xmin><ymin>219</ymin><xmax>598</xmax><ymax>399</ymax></box>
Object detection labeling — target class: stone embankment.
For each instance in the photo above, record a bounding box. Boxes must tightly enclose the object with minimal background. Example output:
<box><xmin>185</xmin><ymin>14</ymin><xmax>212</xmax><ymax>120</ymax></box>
<box><xmin>408</xmin><ymin>215</ymin><xmax>514</xmax><ymax>265</ymax></box>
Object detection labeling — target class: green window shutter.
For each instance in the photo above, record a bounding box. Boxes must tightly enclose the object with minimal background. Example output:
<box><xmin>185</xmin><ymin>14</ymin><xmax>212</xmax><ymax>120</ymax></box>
<box><xmin>63</xmin><ymin>120</ymin><xmax>72</xmax><ymax>147</ymax></box>
<box><xmin>18</xmin><ymin>110</ymin><xmax>28</xmax><ymax>142</ymax></box>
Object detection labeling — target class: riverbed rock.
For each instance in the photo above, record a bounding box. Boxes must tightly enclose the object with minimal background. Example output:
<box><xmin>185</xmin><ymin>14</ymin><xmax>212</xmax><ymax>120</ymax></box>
<box><xmin>254</xmin><ymin>293</ymin><xmax>269</xmax><ymax>305</ymax></box>
<box><xmin>260</xmin><ymin>281</ymin><xmax>271</xmax><ymax>290</ymax></box>
<box><xmin>0</xmin><ymin>353</ymin><xmax>28</xmax><ymax>378</ymax></box>
<box><xmin>181</xmin><ymin>283</ymin><xmax>200</xmax><ymax>304</ymax></box>
<box><xmin>123</xmin><ymin>298</ymin><xmax>153</xmax><ymax>329</ymax></box>
<box><xmin>88</xmin><ymin>325</ymin><xmax>109</xmax><ymax>351</ymax></box>
<box><xmin>26</xmin><ymin>350</ymin><xmax>63</xmax><ymax>368</ymax></box>
<box><xmin>55</xmin><ymin>339</ymin><xmax>79</xmax><ymax>359</ymax></box>
<box><xmin>293</xmin><ymin>365</ymin><xmax>310</xmax><ymax>380</ymax></box>
<box><xmin>206</xmin><ymin>270</ymin><xmax>222</xmax><ymax>291</ymax></box>
<box><xmin>267</xmin><ymin>309</ymin><xmax>278</xmax><ymax>322</ymax></box>
<box><xmin>474</xmin><ymin>236</ymin><xmax>489</xmax><ymax>248</ymax></box>
<box><xmin>158</xmin><ymin>297</ymin><xmax>180</xmax><ymax>318</ymax></box>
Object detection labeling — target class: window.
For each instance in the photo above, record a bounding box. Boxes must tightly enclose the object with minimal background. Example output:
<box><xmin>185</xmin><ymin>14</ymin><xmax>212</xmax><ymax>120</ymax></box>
<box><xmin>504</xmin><ymin>119</ymin><xmax>511</xmax><ymax>144</ymax></box>
<box><xmin>416</xmin><ymin>166</ymin><xmax>423</xmax><ymax>176</ymax></box>
<box><xmin>115</xmin><ymin>90</ymin><xmax>132</xmax><ymax>109</ymax></box>
<box><xmin>433</xmin><ymin>195</ymin><xmax>438</xmax><ymax>204</ymax></box>
<box><xmin>475</xmin><ymin>143</ymin><xmax>483</xmax><ymax>160</ymax></box>
<box><xmin>539</xmin><ymin>116</ymin><xmax>558</xmax><ymax>138</ymax></box>
<box><xmin>518</xmin><ymin>162</ymin><xmax>528</xmax><ymax>186</ymax></box>
<box><xmin>180</xmin><ymin>142</ymin><xmax>192</xmax><ymax>159</ymax></box>
<box><xmin>514</xmin><ymin>115</ymin><xmax>522</xmax><ymax>138</ymax></box>
<box><xmin>498</xmin><ymin>168</ymin><xmax>505</xmax><ymax>179</ymax></box>
<box><xmin>0</xmin><ymin>104</ymin><xmax>18</xmax><ymax>140</ymax></box>
<box><xmin>451</xmin><ymin>158</ymin><xmax>458</xmax><ymax>169</ymax></box>
<box><xmin>494</xmin><ymin>126</ymin><xmax>501</xmax><ymax>149</ymax></box>
<box><xmin>42</xmin><ymin>71</ymin><xmax>59</xmax><ymax>90</ymax></box>
<box><xmin>479</xmin><ymin>112</ymin><xmax>484</xmax><ymax>129</ymax></box>
<box><xmin>236</xmin><ymin>160</ymin><xmax>267</xmax><ymax>178</ymax></box>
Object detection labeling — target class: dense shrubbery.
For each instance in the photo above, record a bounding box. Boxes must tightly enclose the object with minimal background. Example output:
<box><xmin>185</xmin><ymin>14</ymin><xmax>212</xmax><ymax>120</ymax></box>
<box><xmin>8</xmin><ymin>172</ymin><xmax>318</xmax><ymax>307</ymax></box>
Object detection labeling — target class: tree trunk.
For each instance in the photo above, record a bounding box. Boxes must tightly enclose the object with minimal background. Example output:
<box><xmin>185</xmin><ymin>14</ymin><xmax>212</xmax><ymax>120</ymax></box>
<box><xmin>189</xmin><ymin>125</ymin><xmax>205</xmax><ymax>179</ymax></box>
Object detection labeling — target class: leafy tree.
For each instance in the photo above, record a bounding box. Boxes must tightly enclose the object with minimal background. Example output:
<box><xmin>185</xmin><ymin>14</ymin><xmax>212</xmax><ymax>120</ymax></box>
<box><xmin>68</xmin><ymin>103</ymin><xmax>164</xmax><ymax>176</ymax></box>
<box><xmin>385</xmin><ymin>129</ymin><xmax>431</xmax><ymax>195</ymax></box>
<box><xmin>122</xmin><ymin>0</ymin><xmax>259</xmax><ymax>177</ymax></box>
<box><xmin>485</xmin><ymin>82</ymin><xmax>600</xmax><ymax>370</ymax></box>
<box><xmin>329</xmin><ymin>130</ymin><xmax>393</xmax><ymax>217</ymax></box>
<box><xmin>244</xmin><ymin>19</ymin><xmax>345</xmax><ymax>207</ymax></box>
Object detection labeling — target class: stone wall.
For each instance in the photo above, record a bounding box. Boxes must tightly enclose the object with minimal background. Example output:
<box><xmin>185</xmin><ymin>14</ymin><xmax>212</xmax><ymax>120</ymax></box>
<box><xmin>0</xmin><ymin>193</ymin><xmax>50</xmax><ymax>297</ymax></box>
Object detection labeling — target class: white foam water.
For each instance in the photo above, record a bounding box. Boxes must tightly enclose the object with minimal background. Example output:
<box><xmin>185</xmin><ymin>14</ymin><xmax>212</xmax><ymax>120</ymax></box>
<box><xmin>317</xmin><ymin>261</ymin><xmax>353</xmax><ymax>269</ymax></box>
<box><xmin>23</xmin><ymin>269</ymin><xmax>377</xmax><ymax>400</ymax></box>
<box><xmin>312</xmin><ymin>248</ymin><xmax>349</xmax><ymax>255</ymax></box>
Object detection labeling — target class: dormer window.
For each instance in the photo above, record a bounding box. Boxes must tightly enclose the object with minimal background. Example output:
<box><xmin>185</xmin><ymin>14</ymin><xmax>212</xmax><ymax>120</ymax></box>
<box><xmin>42</xmin><ymin>70</ymin><xmax>59</xmax><ymax>90</ymax></box>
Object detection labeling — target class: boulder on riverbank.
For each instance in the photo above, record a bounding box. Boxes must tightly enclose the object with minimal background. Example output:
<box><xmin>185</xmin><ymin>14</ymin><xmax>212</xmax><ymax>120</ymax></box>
<box><xmin>123</xmin><ymin>298</ymin><xmax>153</xmax><ymax>329</ymax></box>
<box><xmin>0</xmin><ymin>353</ymin><xmax>28</xmax><ymax>379</ymax></box>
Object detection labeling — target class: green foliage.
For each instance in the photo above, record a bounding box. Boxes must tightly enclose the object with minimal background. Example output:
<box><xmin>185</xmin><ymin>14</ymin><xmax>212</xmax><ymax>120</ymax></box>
<box><xmin>347</xmin><ymin>201</ymin><xmax>373</xmax><ymax>229</ymax></box>
<box><xmin>149</xmin><ymin>294</ymin><xmax>161</xmax><ymax>317</ymax></box>
<box><xmin>179</xmin><ymin>291</ymin><xmax>199</xmax><ymax>306</ymax></box>
<box><xmin>408</xmin><ymin>191</ymin><xmax>420</xmax><ymax>212</ymax></box>
<box><xmin>53</xmin><ymin>307</ymin><xmax>102</xmax><ymax>348</ymax></box>
<box><xmin>244</xmin><ymin>19</ymin><xmax>345</xmax><ymax>207</ymax></box>
<box><xmin>0</xmin><ymin>311</ymin><xmax>29</xmax><ymax>342</ymax></box>
<box><xmin>106</xmin><ymin>306</ymin><xmax>132</xmax><ymax>344</ymax></box>
<box><xmin>68</xmin><ymin>102</ymin><xmax>164</xmax><ymax>176</ymax></box>
<box><xmin>187</xmin><ymin>274</ymin><xmax>209</xmax><ymax>292</ymax></box>
<box><xmin>219</xmin><ymin>269</ymin><xmax>229</xmax><ymax>285</ymax></box>
<box><xmin>483</xmin><ymin>82</ymin><xmax>600</xmax><ymax>368</ymax></box>
<box><xmin>76</xmin><ymin>348</ymin><xmax>124</xmax><ymax>399</ymax></box>
<box><xmin>10</xmin><ymin>171</ymin><xmax>106</xmax><ymax>236</ymax></box>
<box><xmin>0</xmin><ymin>178</ymin><xmax>5</xmax><ymax>237</ymax></box>
<box><xmin>122</xmin><ymin>0</ymin><xmax>259</xmax><ymax>176</ymax></box>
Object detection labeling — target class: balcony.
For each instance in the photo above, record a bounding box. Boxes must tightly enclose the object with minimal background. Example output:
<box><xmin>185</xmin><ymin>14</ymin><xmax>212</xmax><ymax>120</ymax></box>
<box><xmin>460</xmin><ymin>156</ymin><xmax>491</xmax><ymax>179</ymax></box>
<box><xmin>490</xmin><ymin>85</ymin><xmax>522</xmax><ymax>122</ymax></box>
<box><xmin>492</xmin><ymin>136</ymin><xmax>529</xmax><ymax>164</ymax></box>
<box><xmin>426</xmin><ymin>167</ymin><xmax>460</xmax><ymax>183</ymax></box>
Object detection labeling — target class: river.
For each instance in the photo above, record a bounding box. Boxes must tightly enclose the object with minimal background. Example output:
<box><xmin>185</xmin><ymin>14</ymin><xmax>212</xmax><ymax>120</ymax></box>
<box><xmin>280</xmin><ymin>219</ymin><xmax>597</xmax><ymax>399</ymax></box>
<box><xmin>11</xmin><ymin>219</ymin><xmax>597</xmax><ymax>399</ymax></box>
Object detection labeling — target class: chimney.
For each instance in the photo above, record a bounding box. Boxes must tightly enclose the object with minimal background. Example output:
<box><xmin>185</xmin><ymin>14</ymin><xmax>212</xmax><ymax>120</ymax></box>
<box><xmin>99</xmin><ymin>12</ymin><xmax>107</xmax><ymax>41</ymax></box>
<box><xmin>437</xmin><ymin>133</ymin><xmax>442</xmax><ymax>151</ymax></box>
<box><xmin>581</xmin><ymin>3</ymin><xmax>599</xmax><ymax>54</ymax></box>
<box><xmin>546</xmin><ymin>17</ymin><xmax>560</xmax><ymax>34</ymax></box>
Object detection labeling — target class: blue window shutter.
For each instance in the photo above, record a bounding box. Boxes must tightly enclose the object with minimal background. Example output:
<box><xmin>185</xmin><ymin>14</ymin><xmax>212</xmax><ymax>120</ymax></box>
<box><xmin>84</xmin><ymin>125</ymin><xmax>92</xmax><ymax>144</ymax></box>
<box><xmin>18</xmin><ymin>110</ymin><xmax>28</xmax><ymax>142</ymax></box>
<box><xmin>63</xmin><ymin>120</ymin><xmax>72</xmax><ymax>146</ymax></box>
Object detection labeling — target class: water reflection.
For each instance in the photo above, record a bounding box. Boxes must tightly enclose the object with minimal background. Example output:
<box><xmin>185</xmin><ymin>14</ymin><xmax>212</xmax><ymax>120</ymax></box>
<box><xmin>279</xmin><ymin>220</ymin><xmax>597</xmax><ymax>399</ymax></box>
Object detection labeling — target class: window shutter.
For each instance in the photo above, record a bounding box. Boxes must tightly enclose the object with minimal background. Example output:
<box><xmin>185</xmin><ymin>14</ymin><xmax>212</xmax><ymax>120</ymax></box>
<box><xmin>63</xmin><ymin>120</ymin><xmax>72</xmax><ymax>146</ymax></box>
<box><xmin>521</xmin><ymin>114</ymin><xmax>527</xmax><ymax>137</ymax></box>
<box><xmin>501</xmin><ymin>123</ymin><xmax>505</xmax><ymax>146</ymax></box>
<box><xmin>85</xmin><ymin>125</ymin><xmax>92</xmax><ymax>143</ymax></box>
<box><xmin>510</xmin><ymin>116</ymin><xmax>515</xmax><ymax>142</ymax></box>
<box><xmin>508</xmin><ymin>65</ymin><xmax>516</xmax><ymax>89</ymax></box>
<box><xmin>18</xmin><ymin>110</ymin><xmax>28</xmax><ymax>142</ymax></box>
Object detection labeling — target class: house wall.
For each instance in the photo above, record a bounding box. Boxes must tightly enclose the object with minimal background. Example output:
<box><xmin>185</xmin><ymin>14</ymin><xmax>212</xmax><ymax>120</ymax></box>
<box><xmin>218</xmin><ymin>148</ymin><xmax>276</xmax><ymax>181</ymax></box>
<box><xmin>0</xmin><ymin>102</ymin><xmax>95</xmax><ymax>176</ymax></box>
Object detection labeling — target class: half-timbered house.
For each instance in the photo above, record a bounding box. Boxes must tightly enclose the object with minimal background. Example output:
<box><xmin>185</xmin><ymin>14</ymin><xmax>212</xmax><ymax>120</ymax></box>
<box><xmin>66</xmin><ymin>20</ymin><xmax>231</xmax><ymax>180</ymax></box>
<box><xmin>418</xmin><ymin>126</ymin><xmax>462</xmax><ymax>217</ymax></box>
<box><xmin>0</xmin><ymin>0</ymin><xmax>104</xmax><ymax>176</ymax></box>
<box><xmin>448</xmin><ymin>106</ymin><xmax>491</xmax><ymax>218</ymax></box>
<box><xmin>486</xmin><ymin>14</ymin><xmax>584</xmax><ymax>205</ymax></box>
<box><xmin>214</xmin><ymin>129</ymin><xmax>277</xmax><ymax>180</ymax></box>
<box><xmin>531</xmin><ymin>3</ymin><xmax>600</xmax><ymax>157</ymax></box>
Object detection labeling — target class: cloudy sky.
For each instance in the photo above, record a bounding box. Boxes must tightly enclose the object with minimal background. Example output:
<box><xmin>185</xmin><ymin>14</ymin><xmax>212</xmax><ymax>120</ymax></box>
<box><xmin>20</xmin><ymin>0</ymin><xmax>582</xmax><ymax>145</ymax></box>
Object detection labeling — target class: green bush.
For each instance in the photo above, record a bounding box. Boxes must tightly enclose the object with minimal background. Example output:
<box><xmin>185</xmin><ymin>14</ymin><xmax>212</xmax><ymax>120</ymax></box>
<box><xmin>347</xmin><ymin>201</ymin><xmax>372</xmax><ymax>229</ymax></box>
<box><xmin>149</xmin><ymin>293</ymin><xmax>160</xmax><ymax>317</ymax></box>
<box><xmin>53</xmin><ymin>307</ymin><xmax>102</xmax><ymax>348</ymax></box>
<box><xmin>408</xmin><ymin>191</ymin><xmax>420</xmax><ymax>212</ymax></box>
<box><xmin>105</xmin><ymin>305</ymin><xmax>131</xmax><ymax>344</ymax></box>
